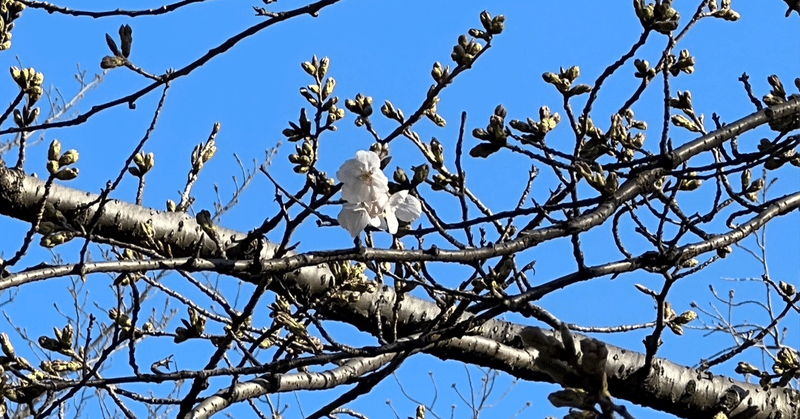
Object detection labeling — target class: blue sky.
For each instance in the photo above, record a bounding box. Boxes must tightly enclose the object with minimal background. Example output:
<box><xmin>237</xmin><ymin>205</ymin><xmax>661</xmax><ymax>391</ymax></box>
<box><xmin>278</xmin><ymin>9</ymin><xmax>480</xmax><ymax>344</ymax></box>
<box><xmin>1</xmin><ymin>1</ymin><xmax>798</xmax><ymax>418</ymax></box>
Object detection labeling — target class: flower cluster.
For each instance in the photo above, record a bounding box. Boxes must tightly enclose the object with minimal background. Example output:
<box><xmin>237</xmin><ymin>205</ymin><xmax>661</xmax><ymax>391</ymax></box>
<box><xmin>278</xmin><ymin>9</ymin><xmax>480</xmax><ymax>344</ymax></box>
<box><xmin>336</xmin><ymin>150</ymin><xmax>422</xmax><ymax>238</ymax></box>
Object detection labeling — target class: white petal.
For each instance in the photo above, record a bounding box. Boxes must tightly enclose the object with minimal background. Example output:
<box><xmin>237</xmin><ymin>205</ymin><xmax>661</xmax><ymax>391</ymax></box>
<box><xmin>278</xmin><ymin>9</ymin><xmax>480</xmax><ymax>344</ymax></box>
<box><xmin>384</xmin><ymin>212</ymin><xmax>399</xmax><ymax>234</ymax></box>
<box><xmin>338</xmin><ymin>151</ymin><xmax>389</xmax><ymax>203</ymax></box>
<box><xmin>336</xmin><ymin>157</ymin><xmax>365</xmax><ymax>185</ymax></box>
<box><xmin>341</xmin><ymin>181</ymin><xmax>374</xmax><ymax>203</ymax></box>
<box><xmin>338</xmin><ymin>204</ymin><xmax>371</xmax><ymax>238</ymax></box>
<box><xmin>390</xmin><ymin>192</ymin><xmax>422</xmax><ymax>222</ymax></box>
<box><xmin>356</xmin><ymin>150</ymin><xmax>382</xmax><ymax>170</ymax></box>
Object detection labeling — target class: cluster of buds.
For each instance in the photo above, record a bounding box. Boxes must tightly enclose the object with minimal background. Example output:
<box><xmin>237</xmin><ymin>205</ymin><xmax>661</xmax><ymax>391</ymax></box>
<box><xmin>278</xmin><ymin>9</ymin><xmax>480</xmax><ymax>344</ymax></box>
<box><xmin>574</xmin><ymin>162</ymin><xmax>619</xmax><ymax>196</ymax></box>
<box><xmin>270</xmin><ymin>298</ymin><xmax>305</xmax><ymax>336</ymax></box>
<box><xmin>37</xmin><ymin>324</ymin><xmax>74</xmax><ymax>356</ymax></box>
<box><xmin>451</xmin><ymin>34</ymin><xmax>483</xmax><ymax>67</ymax></box>
<box><xmin>174</xmin><ymin>307</ymin><xmax>206</xmax><ymax>344</ymax></box>
<box><xmin>393</xmin><ymin>164</ymin><xmax>430</xmax><ymax>189</ymax></box>
<box><xmin>301</xmin><ymin>54</ymin><xmax>329</xmax><ymax>80</ymax></box>
<box><xmin>101</xmin><ymin>24</ymin><xmax>133</xmax><ymax>69</ymax></box>
<box><xmin>211</xmin><ymin>313</ymin><xmax>251</xmax><ymax>348</ymax></box>
<box><xmin>307</xmin><ymin>171</ymin><xmax>336</xmax><ymax>196</ymax></box>
<box><xmin>759</xmin><ymin>137</ymin><xmax>800</xmax><ymax>170</ymax></box>
<box><xmin>633</xmin><ymin>59</ymin><xmax>656</xmax><ymax>80</ymax></box>
<box><xmin>666</xmin><ymin>49</ymin><xmax>695</xmax><ymax>76</ymax></box>
<box><xmin>669</xmin><ymin>90</ymin><xmax>693</xmax><ymax>110</ymax></box>
<box><xmin>1</xmin><ymin>334</ymin><xmax>44</xmax><ymax>407</ymax></box>
<box><xmin>10</xmin><ymin>66</ymin><xmax>43</xmax><ymax>105</ymax></box>
<box><xmin>669</xmin><ymin>91</ymin><xmax>703</xmax><ymax>133</ymax></box>
<box><xmin>109</xmin><ymin>308</ymin><xmax>147</xmax><ymax>341</ymax></box>
<box><xmin>468</xmin><ymin>10</ymin><xmax>505</xmax><ymax>42</ymax></box>
<box><xmin>431</xmin><ymin>171</ymin><xmax>456</xmax><ymax>191</ymax></box>
<box><xmin>369</xmin><ymin>142</ymin><xmax>390</xmax><ymax>162</ymax></box>
<box><xmin>773</xmin><ymin>348</ymin><xmax>800</xmax><ymax>380</ymax></box>
<box><xmin>41</xmin><ymin>359</ymin><xmax>82</xmax><ymax>375</ymax></box>
<box><xmin>739</xmin><ymin>169</ymin><xmax>765</xmax><ymax>202</ymax></box>
<box><xmin>283</xmin><ymin>108</ymin><xmax>313</xmax><ymax>143</ymax></box>
<box><xmin>11</xmin><ymin>102</ymin><xmax>38</xmax><ymax>128</ymax></box>
<box><xmin>46</xmin><ymin>139</ymin><xmax>80</xmax><ymax>181</ymax></box>
<box><xmin>430</xmin><ymin>61</ymin><xmax>451</xmax><ymax>85</ymax></box>
<box><xmin>610</xmin><ymin>110</ymin><xmax>647</xmax><ymax>161</ymax></box>
<box><xmin>663</xmin><ymin>302</ymin><xmax>697</xmax><ymax>335</ymax></box>
<box><xmin>707</xmin><ymin>0</ymin><xmax>740</xmax><ymax>21</ymax></box>
<box><xmin>299</xmin><ymin>55</ymin><xmax>345</xmax><ymax>126</ymax></box>
<box><xmin>381</xmin><ymin>100</ymin><xmax>405</xmax><ymax>123</ymax></box>
<box><xmin>113</xmin><ymin>248</ymin><xmax>146</xmax><ymax>286</ymax></box>
<box><xmin>0</xmin><ymin>333</ymin><xmax>35</xmax><ymax>371</ymax></box>
<box><xmin>128</xmin><ymin>151</ymin><xmax>155</xmax><ymax>178</ymax></box>
<box><xmin>269</xmin><ymin>296</ymin><xmax>322</xmax><ymax>354</ymax></box>
<box><xmin>577</xmin><ymin>116</ymin><xmax>609</xmax><ymax>161</ymax></box>
<box><xmin>634</xmin><ymin>0</ymin><xmax>680</xmax><ymax>34</ymax></box>
<box><xmin>678</xmin><ymin>171</ymin><xmax>702</xmax><ymax>191</ymax></box>
<box><xmin>763</xmin><ymin>75</ymin><xmax>791</xmax><ymax>106</ymax></box>
<box><xmin>288</xmin><ymin>139</ymin><xmax>316</xmax><ymax>174</ymax></box>
<box><xmin>37</xmin><ymin>202</ymin><xmax>75</xmax><ymax>248</ymax></box>
<box><xmin>471</xmin><ymin>257</ymin><xmax>515</xmax><ymax>293</ymax></box>
<box><xmin>542</xmin><ymin>66</ymin><xmax>591</xmax><ymax>96</ymax></box>
<box><xmin>509</xmin><ymin>106</ymin><xmax>562</xmax><ymax>145</ymax></box>
<box><xmin>328</xmin><ymin>262</ymin><xmax>377</xmax><ymax>304</ymax></box>
<box><xmin>737</xmin><ymin>348</ymin><xmax>800</xmax><ymax>389</ymax></box>
<box><xmin>470</xmin><ymin>104</ymin><xmax>508</xmax><ymax>158</ymax></box>
<box><xmin>344</xmin><ymin>93</ymin><xmax>373</xmax><ymax>127</ymax></box>
<box><xmin>763</xmin><ymin>75</ymin><xmax>800</xmax><ymax>132</ymax></box>
<box><xmin>0</xmin><ymin>0</ymin><xmax>25</xmax><ymax>50</ymax></box>
<box><xmin>3</xmin><ymin>380</ymin><xmax>45</xmax><ymax>406</ymax></box>
<box><xmin>190</xmin><ymin>126</ymin><xmax>218</xmax><ymax>175</ymax></box>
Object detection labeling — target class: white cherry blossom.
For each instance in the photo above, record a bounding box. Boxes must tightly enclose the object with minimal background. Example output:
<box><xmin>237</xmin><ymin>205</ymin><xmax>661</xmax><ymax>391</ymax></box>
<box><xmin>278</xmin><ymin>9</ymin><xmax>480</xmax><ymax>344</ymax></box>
<box><xmin>336</xmin><ymin>150</ymin><xmax>389</xmax><ymax>204</ymax></box>
<box><xmin>336</xmin><ymin>151</ymin><xmax>423</xmax><ymax>237</ymax></box>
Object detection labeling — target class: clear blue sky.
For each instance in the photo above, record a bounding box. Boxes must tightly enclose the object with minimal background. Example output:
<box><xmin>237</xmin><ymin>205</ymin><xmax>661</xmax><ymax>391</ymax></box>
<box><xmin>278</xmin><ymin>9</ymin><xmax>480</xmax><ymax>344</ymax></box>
<box><xmin>1</xmin><ymin>1</ymin><xmax>798</xmax><ymax>418</ymax></box>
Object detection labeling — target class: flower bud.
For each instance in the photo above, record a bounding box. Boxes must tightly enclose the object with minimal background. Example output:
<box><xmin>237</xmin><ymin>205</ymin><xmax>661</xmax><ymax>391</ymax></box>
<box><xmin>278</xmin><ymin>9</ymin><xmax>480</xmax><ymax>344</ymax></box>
<box><xmin>58</xmin><ymin>149</ymin><xmax>79</xmax><ymax>166</ymax></box>
<box><xmin>48</xmin><ymin>140</ymin><xmax>61</xmax><ymax>161</ymax></box>
<box><xmin>55</xmin><ymin>168</ymin><xmax>79</xmax><ymax>180</ymax></box>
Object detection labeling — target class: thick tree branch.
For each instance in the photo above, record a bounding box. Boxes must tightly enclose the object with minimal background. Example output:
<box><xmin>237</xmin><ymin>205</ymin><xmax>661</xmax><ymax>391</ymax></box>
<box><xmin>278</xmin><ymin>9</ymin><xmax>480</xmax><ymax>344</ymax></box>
<box><xmin>0</xmin><ymin>99</ymin><xmax>798</xmax><ymax>418</ymax></box>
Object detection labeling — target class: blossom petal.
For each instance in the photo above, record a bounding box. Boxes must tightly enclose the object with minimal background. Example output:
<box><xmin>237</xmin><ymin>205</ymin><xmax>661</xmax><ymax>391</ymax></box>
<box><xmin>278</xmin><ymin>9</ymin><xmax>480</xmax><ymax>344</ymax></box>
<box><xmin>389</xmin><ymin>191</ymin><xmax>422</xmax><ymax>222</ymax></box>
<box><xmin>364</xmin><ymin>193</ymin><xmax>389</xmax><ymax>218</ymax></box>
<box><xmin>338</xmin><ymin>203</ymin><xmax>372</xmax><ymax>238</ymax></box>
<box><xmin>337</xmin><ymin>150</ymin><xmax>389</xmax><ymax>203</ymax></box>
<box><xmin>384</xmin><ymin>212</ymin><xmax>399</xmax><ymax>234</ymax></box>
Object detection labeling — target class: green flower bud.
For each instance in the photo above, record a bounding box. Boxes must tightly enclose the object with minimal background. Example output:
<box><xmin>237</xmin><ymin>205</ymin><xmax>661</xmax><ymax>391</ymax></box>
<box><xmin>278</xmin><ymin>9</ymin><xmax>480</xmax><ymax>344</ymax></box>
<box><xmin>318</xmin><ymin>56</ymin><xmax>330</xmax><ymax>78</ymax></box>
<box><xmin>542</xmin><ymin>72</ymin><xmax>560</xmax><ymax>84</ymax></box>
<box><xmin>301</xmin><ymin>61</ymin><xmax>316</xmax><ymax>76</ymax></box>
<box><xmin>322</xmin><ymin>77</ymin><xmax>336</xmax><ymax>100</ymax></box>
<box><xmin>411</xmin><ymin>164</ymin><xmax>429</xmax><ymax>185</ymax></box>
<box><xmin>564</xmin><ymin>65</ymin><xmax>580</xmax><ymax>82</ymax></box>
<box><xmin>0</xmin><ymin>333</ymin><xmax>14</xmax><ymax>358</ymax></box>
<box><xmin>55</xmin><ymin>167</ymin><xmax>79</xmax><ymax>181</ymax></box>
<box><xmin>58</xmin><ymin>149</ymin><xmax>79</xmax><ymax>166</ymax></box>
<box><xmin>48</xmin><ymin>140</ymin><xmax>61</xmax><ymax>161</ymax></box>
<box><xmin>100</xmin><ymin>55</ymin><xmax>126</xmax><ymax>69</ymax></box>
<box><xmin>779</xmin><ymin>281</ymin><xmax>796</xmax><ymax>296</ymax></box>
